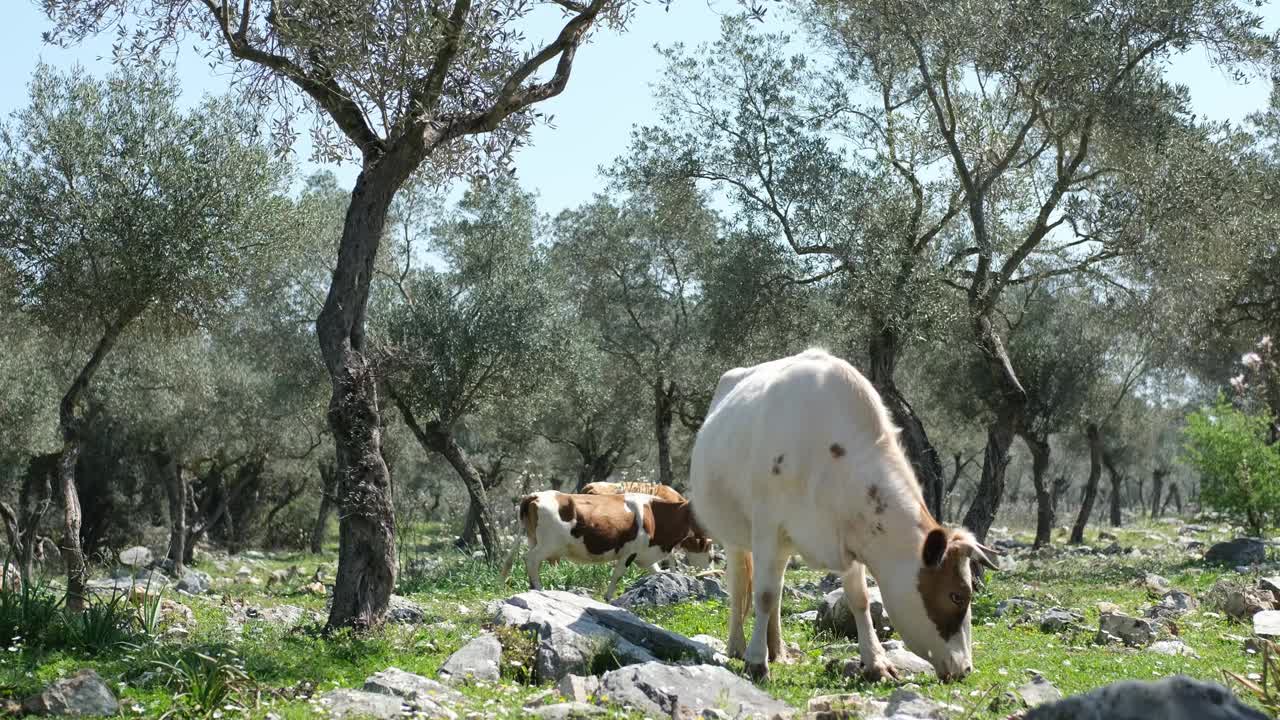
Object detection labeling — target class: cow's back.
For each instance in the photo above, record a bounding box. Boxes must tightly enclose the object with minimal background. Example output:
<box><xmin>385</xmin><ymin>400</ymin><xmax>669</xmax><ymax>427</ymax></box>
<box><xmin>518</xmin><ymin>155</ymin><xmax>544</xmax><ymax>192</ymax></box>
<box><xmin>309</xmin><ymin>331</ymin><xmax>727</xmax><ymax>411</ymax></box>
<box><xmin>689</xmin><ymin>349</ymin><xmax>910</xmax><ymax>569</ymax></box>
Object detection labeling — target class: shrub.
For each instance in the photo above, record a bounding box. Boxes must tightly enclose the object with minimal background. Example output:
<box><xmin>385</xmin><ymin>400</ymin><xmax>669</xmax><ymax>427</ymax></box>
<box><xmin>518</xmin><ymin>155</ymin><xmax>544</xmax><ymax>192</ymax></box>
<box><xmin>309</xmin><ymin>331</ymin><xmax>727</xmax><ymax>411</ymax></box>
<box><xmin>1183</xmin><ymin>396</ymin><xmax>1280</xmax><ymax>535</ymax></box>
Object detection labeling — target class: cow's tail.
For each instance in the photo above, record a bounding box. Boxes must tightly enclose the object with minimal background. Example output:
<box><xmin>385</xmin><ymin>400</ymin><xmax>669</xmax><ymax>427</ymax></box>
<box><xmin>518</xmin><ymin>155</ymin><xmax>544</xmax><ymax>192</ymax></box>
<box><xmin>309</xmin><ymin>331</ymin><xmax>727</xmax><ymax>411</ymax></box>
<box><xmin>500</xmin><ymin>495</ymin><xmax>539</xmax><ymax>584</ymax></box>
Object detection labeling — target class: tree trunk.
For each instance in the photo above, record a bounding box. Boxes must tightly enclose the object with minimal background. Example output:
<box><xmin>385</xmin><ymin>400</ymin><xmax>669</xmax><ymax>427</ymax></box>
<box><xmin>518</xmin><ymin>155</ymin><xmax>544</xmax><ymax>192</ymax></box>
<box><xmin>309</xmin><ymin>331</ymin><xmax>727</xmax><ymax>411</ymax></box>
<box><xmin>868</xmin><ymin>328</ymin><xmax>946</xmax><ymax>520</ymax></box>
<box><xmin>1022</xmin><ymin>433</ymin><xmax>1053</xmax><ymax>549</ymax></box>
<box><xmin>1104</xmin><ymin>454</ymin><xmax>1123</xmax><ymax>527</ymax></box>
<box><xmin>1051</xmin><ymin>476</ymin><xmax>1070</xmax><ymax>516</ymax></box>
<box><xmin>57</xmin><ymin>319</ymin><xmax>128</xmax><ymax>612</ymax></box>
<box><xmin>1162</xmin><ymin>482</ymin><xmax>1183</xmax><ymax>516</ymax></box>
<box><xmin>457</xmin><ymin>501</ymin><xmax>481</xmax><ymax>549</ymax></box>
<box><xmin>388</xmin><ymin>386</ymin><xmax>500</xmax><ymax>562</ymax></box>
<box><xmin>654</xmin><ymin>377</ymin><xmax>676</xmax><ymax>487</ymax></box>
<box><xmin>310</xmin><ymin>461</ymin><xmax>338</xmax><ymax>554</ymax></box>
<box><xmin>319</xmin><ymin>164</ymin><xmax>413</xmax><ymax>631</ymax></box>
<box><xmin>961</xmin><ymin>317</ymin><xmax>1027</xmax><ymax>542</ymax></box>
<box><xmin>0</xmin><ymin>452</ymin><xmax>58</xmax><ymax>585</ymax></box>
<box><xmin>186</xmin><ymin>461</ymin><xmax>229</xmax><ymax>564</ymax></box>
<box><xmin>1150</xmin><ymin>468</ymin><xmax>1168</xmax><ymax>519</ymax></box>
<box><xmin>1070</xmin><ymin>423</ymin><xmax>1104</xmax><ymax>544</ymax></box>
<box><xmin>155</xmin><ymin>445</ymin><xmax>186</xmax><ymax>575</ymax></box>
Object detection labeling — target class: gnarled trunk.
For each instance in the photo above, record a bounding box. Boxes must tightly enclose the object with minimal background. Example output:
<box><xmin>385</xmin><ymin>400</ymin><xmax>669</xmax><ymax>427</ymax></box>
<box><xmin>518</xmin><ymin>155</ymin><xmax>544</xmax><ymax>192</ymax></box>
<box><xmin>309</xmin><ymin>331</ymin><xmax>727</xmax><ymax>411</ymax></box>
<box><xmin>654</xmin><ymin>377</ymin><xmax>676</xmax><ymax>487</ymax></box>
<box><xmin>1150</xmin><ymin>468</ymin><xmax>1168</xmax><ymax>519</ymax></box>
<box><xmin>1070</xmin><ymin>423</ymin><xmax>1104</xmax><ymax>544</ymax></box>
<box><xmin>154</xmin><ymin>445</ymin><xmax>186</xmax><ymax>575</ymax></box>
<box><xmin>0</xmin><ymin>452</ymin><xmax>58</xmax><ymax>585</ymax></box>
<box><xmin>868</xmin><ymin>328</ymin><xmax>946</xmax><ymax>520</ymax></box>
<box><xmin>962</xmin><ymin>318</ymin><xmax>1027</xmax><ymax>542</ymax></box>
<box><xmin>310</xmin><ymin>460</ymin><xmax>337</xmax><ymax>554</ymax></box>
<box><xmin>1104</xmin><ymin>454</ymin><xmax>1123</xmax><ymax>527</ymax></box>
<box><xmin>1162</xmin><ymin>482</ymin><xmax>1183</xmax><ymax>516</ymax></box>
<box><xmin>57</xmin><ymin>318</ymin><xmax>128</xmax><ymax>612</ymax></box>
<box><xmin>320</xmin><ymin>162</ymin><xmax>417</xmax><ymax>630</ymax></box>
<box><xmin>1022</xmin><ymin>433</ymin><xmax>1052</xmax><ymax>549</ymax></box>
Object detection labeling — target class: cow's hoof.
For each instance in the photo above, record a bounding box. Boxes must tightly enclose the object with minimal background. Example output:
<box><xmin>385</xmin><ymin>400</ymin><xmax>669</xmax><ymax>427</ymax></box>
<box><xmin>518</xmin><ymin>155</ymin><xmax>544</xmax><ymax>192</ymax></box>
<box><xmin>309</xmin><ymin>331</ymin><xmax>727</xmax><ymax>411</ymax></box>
<box><xmin>745</xmin><ymin>661</ymin><xmax>770</xmax><ymax>683</ymax></box>
<box><xmin>727</xmin><ymin>639</ymin><xmax>747</xmax><ymax>660</ymax></box>
<box><xmin>861</xmin><ymin>658</ymin><xmax>901</xmax><ymax>683</ymax></box>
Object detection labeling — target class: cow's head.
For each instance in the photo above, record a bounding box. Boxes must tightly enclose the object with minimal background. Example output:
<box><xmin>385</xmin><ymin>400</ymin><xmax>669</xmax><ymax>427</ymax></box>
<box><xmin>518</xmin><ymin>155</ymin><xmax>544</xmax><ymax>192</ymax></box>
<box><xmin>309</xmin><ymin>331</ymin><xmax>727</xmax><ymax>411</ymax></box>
<box><xmin>877</xmin><ymin>526</ymin><xmax>999</xmax><ymax>681</ymax></box>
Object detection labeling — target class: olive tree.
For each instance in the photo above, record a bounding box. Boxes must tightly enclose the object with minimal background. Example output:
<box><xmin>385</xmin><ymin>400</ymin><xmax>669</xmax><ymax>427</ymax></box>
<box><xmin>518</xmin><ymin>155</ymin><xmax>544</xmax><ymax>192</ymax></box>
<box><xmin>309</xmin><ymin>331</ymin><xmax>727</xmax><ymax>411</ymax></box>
<box><xmin>0</xmin><ymin>65</ymin><xmax>288</xmax><ymax>609</ymax></box>
<box><xmin>551</xmin><ymin>176</ymin><xmax>718</xmax><ymax>486</ymax></box>
<box><xmin>381</xmin><ymin>178</ymin><xmax>554</xmax><ymax>562</ymax></box>
<box><xmin>42</xmin><ymin>0</ymin><xmax>632</xmax><ymax>628</ymax></box>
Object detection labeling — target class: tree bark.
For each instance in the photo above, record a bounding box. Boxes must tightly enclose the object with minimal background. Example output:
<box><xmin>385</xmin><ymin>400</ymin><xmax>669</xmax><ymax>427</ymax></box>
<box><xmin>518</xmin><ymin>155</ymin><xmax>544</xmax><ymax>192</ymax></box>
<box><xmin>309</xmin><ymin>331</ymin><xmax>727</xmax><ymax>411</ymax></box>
<box><xmin>57</xmin><ymin>318</ymin><xmax>128</xmax><ymax>612</ymax></box>
<box><xmin>1070</xmin><ymin>423</ymin><xmax>1104</xmax><ymax>544</ymax></box>
<box><xmin>1162</xmin><ymin>482</ymin><xmax>1183</xmax><ymax>516</ymax></box>
<box><xmin>310</xmin><ymin>460</ymin><xmax>338</xmax><ymax>554</ymax></box>
<box><xmin>868</xmin><ymin>327</ymin><xmax>946</xmax><ymax>520</ymax></box>
<box><xmin>319</xmin><ymin>163</ymin><xmax>416</xmax><ymax>631</ymax></box>
<box><xmin>1150</xmin><ymin>468</ymin><xmax>1168</xmax><ymax>519</ymax></box>
<box><xmin>1104</xmin><ymin>454</ymin><xmax>1123</xmax><ymax>527</ymax></box>
<box><xmin>1022</xmin><ymin>432</ymin><xmax>1053</xmax><ymax>549</ymax></box>
<box><xmin>154</xmin><ymin>444</ymin><xmax>186</xmax><ymax>575</ymax></box>
<box><xmin>961</xmin><ymin>318</ymin><xmax>1027</xmax><ymax>542</ymax></box>
<box><xmin>0</xmin><ymin>452</ymin><xmax>58</xmax><ymax>585</ymax></box>
<box><xmin>654</xmin><ymin>377</ymin><xmax>676</xmax><ymax>487</ymax></box>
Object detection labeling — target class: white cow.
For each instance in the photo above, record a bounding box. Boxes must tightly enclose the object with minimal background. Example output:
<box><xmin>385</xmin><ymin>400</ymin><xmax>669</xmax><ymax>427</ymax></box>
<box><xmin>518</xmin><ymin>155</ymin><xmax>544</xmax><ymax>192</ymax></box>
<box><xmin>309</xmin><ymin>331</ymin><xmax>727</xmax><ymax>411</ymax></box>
<box><xmin>689</xmin><ymin>348</ymin><xmax>998</xmax><ymax>682</ymax></box>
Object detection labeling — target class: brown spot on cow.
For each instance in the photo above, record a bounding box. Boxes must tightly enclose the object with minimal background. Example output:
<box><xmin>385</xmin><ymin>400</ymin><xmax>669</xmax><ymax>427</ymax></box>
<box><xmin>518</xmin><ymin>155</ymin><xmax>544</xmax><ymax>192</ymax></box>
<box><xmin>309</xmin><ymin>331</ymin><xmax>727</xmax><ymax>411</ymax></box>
<box><xmin>557</xmin><ymin>495</ymin><xmax>576</xmax><ymax>523</ymax></box>
<box><xmin>563</xmin><ymin>494</ymin><xmax>640</xmax><ymax>556</ymax></box>
<box><xmin>867</xmin><ymin>485</ymin><xmax>888</xmax><ymax>515</ymax></box>
<box><xmin>916</xmin><ymin>527</ymin><xmax>972</xmax><ymax>641</ymax></box>
<box><xmin>830</xmin><ymin>443</ymin><xmax>846</xmax><ymax>458</ymax></box>
<box><xmin>519</xmin><ymin>495</ymin><xmax>540</xmax><ymax>545</ymax></box>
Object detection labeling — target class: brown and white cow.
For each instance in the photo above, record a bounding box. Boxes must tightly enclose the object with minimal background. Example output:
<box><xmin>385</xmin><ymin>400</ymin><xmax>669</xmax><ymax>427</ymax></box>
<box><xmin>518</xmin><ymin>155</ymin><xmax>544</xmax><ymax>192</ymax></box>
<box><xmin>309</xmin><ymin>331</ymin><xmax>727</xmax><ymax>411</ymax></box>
<box><xmin>689</xmin><ymin>348</ymin><xmax>999</xmax><ymax>682</ymax></box>
<box><xmin>504</xmin><ymin>490</ymin><xmax>712</xmax><ymax>600</ymax></box>
<box><xmin>581</xmin><ymin>481</ymin><xmax>686</xmax><ymax>504</ymax></box>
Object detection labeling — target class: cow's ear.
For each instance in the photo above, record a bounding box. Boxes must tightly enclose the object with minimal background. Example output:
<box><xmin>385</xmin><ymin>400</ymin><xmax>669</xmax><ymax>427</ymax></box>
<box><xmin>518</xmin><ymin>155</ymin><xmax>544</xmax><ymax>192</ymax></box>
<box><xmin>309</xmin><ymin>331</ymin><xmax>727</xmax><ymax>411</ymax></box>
<box><xmin>922</xmin><ymin>527</ymin><xmax>948</xmax><ymax>569</ymax></box>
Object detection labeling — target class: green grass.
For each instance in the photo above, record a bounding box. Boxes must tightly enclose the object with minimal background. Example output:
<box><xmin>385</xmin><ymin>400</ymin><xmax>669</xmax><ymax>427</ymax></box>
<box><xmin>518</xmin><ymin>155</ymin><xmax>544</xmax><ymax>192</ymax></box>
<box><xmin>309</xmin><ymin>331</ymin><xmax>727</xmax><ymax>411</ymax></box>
<box><xmin>0</xmin><ymin>519</ymin><xmax>1274</xmax><ymax>718</ymax></box>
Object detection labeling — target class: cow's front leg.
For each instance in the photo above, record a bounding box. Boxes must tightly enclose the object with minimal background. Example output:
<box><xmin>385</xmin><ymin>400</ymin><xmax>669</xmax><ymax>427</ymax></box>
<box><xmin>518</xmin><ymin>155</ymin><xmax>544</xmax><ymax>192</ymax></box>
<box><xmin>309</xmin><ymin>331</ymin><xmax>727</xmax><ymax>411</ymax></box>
<box><xmin>725</xmin><ymin>546</ymin><xmax>752</xmax><ymax>659</ymax></box>
<box><xmin>767</xmin><ymin>574</ymin><xmax>788</xmax><ymax>663</ymax></box>
<box><xmin>843</xmin><ymin>562</ymin><xmax>898</xmax><ymax>683</ymax></box>
<box><xmin>603</xmin><ymin>556</ymin><xmax>629</xmax><ymax>601</ymax></box>
<box><xmin>744</xmin><ymin>530</ymin><xmax>786</xmax><ymax>682</ymax></box>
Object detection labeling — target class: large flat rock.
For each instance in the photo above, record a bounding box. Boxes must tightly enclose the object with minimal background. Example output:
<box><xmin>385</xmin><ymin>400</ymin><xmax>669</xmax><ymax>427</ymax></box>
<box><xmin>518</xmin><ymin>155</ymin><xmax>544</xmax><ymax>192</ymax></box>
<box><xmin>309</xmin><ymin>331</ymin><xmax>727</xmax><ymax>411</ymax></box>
<box><xmin>598</xmin><ymin>662</ymin><xmax>793</xmax><ymax>718</ymax></box>
<box><xmin>494</xmin><ymin>590</ymin><xmax>721</xmax><ymax>681</ymax></box>
<box><xmin>1025</xmin><ymin>675</ymin><xmax>1268</xmax><ymax>720</ymax></box>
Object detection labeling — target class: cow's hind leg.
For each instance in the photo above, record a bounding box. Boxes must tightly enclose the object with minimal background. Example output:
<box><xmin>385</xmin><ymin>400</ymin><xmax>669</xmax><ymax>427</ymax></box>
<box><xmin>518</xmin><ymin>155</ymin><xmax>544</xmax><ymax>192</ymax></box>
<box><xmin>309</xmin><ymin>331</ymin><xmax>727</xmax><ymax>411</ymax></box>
<box><xmin>744</xmin><ymin>529</ymin><xmax>787</xmax><ymax>682</ymax></box>
<box><xmin>603</xmin><ymin>556</ymin><xmax>629</xmax><ymax>601</ymax></box>
<box><xmin>725</xmin><ymin>546</ymin><xmax>752</xmax><ymax>660</ymax></box>
<box><xmin>525</xmin><ymin>545</ymin><xmax>546</xmax><ymax>591</ymax></box>
<box><xmin>843</xmin><ymin>562</ymin><xmax>898</xmax><ymax>682</ymax></box>
<box><xmin>767</xmin><ymin>573</ymin><xmax>788</xmax><ymax>663</ymax></box>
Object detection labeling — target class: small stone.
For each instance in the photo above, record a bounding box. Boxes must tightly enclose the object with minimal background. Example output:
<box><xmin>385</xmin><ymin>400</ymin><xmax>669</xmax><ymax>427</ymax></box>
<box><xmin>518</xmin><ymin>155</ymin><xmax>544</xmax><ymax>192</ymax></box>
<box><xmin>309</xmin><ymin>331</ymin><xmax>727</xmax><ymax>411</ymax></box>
<box><xmin>22</xmin><ymin>669</ymin><xmax>119</xmax><ymax>717</ymax></box>
<box><xmin>1039</xmin><ymin>609</ymin><xmax>1082</xmax><ymax>633</ymax></box>
<box><xmin>304</xmin><ymin>581</ymin><xmax>326</xmax><ymax>596</ymax></box>
<box><xmin>529</xmin><ymin>702</ymin><xmax>606</xmax><ymax>719</ymax></box>
<box><xmin>1204</xmin><ymin>538</ymin><xmax>1266</xmax><ymax>566</ymax></box>
<box><xmin>790</xmin><ymin>610</ymin><xmax>819</xmax><ymax>622</ymax></box>
<box><xmin>1015</xmin><ymin>675</ymin><xmax>1063</xmax><ymax>707</ymax></box>
<box><xmin>1097</xmin><ymin>612</ymin><xmax>1155</xmax><ymax>647</ymax></box>
<box><xmin>363</xmin><ymin>667</ymin><xmax>461</xmax><ymax>718</ymax></box>
<box><xmin>554</xmin><ymin>675</ymin><xmax>600</xmax><ymax>704</ymax></box>
<box><xmin>1096</xmin><ymin>601</ymin><xmax>1123</xmax><ymax>615</ymax></box>
<box><xmin>1225</xmin><ymin>589</ymin><xmax>1271</xmax><ymax>620</ymax></box>
<box><xmin>388</xmin><ymin>594</ymin><xmax>427</xmax><ymax>624</ymax></box>
<box><xmin>1149</xmin><ymin>640</ymin><xmax>1198</xmax><ymax>657</ymax></box>
<box><xmin>1144</xmin><ymin>574</ymin><xmax>1171</xmax><ymax>595</ymax></box>
<box><xmin>1253</xmin><ymin>610</ymin><xmax>1280</xmax><ymax>637</ymax></box>
<box><xmin>118</xmin><ymin>546</ymin><xmax>153</xmax><ymax>568</ymax></box>
<box><xmin>439</xmin><ymin>633</ymin><xmax>502</xmax><ymax>684</ymax></box>
<box><xmin>175</xmin><ymin>569</ymin><xmax>212</xmax><ymax>595</ymax></box>
<box><xmin>816</xmin><ymin>587</ymin><xmax>892</xmax><ymax>641</ymax></box>
<box><xmin>884</xmin><ymin>688</ymin><xmax>962</xmax><ymax>718</ymax></box>
<box><xmin>318</xmin><ymin>689</ymin><xmax>406</xmax><ymax>719</ymax></box>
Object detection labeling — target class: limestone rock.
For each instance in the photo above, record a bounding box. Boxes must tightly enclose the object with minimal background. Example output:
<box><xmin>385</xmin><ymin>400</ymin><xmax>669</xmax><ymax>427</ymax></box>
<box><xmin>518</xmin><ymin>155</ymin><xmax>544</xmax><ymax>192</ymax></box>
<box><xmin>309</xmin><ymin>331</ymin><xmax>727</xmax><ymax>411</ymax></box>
<box><xmin>1253</xmin><ymin>610</ymin><xmax>1280</xmax><ymax>637</ymax></box>
<box><xmin>1038</xmin><ymin>609</ymin><xmax>1082</xmax><ymax>633</ymax></box>
<box><xmin>1096</xmin><ymin>612</ymin><xmax>1155</xmax><ymax>647</ymax></box>
<box><xmin>598</xmin><ymin>662</ymin><xmax>792</xmax><ymax>719</ymax></box>
<box><xmin>530</xmin><ymin>702</ymin><xmax>607</xmax><ymax>719</ymax></box>
<box><xmin>388</xmin><ymin>594</ymin><xmax>427</xmax><ymax>624</ymax></box>
<box><xmin>1149</xmin><ymin>640</ymin><xmax>1198</xmax><ymax>657</ymax></box>
<box><xmin>318</xmin><ymin>689</ymin><xmax>406</xmax><ymax>719</ymax></box>
<box><xmin>175</xmin><ymin>568</ymin><xmax>212</xmax><ymax>595</ymax></box>
<box><xmin>554</xmin><ymin>675</ymin><xmax>600</xmax><ymax>704</ymax></box>
<box><xmin>611</xmin><ymin>572</ymin><xmax>728</xmax><ymax>609</ymax></box>
<box><xmin>118</xmin><ymin>546</ymin><xmax>153</xmax><ymax>568</ymax></box>
<box><xmin>1015</xmin><ymin>675</ymin><xmax>1063</xmax><ymax>708</ymax></box>
<box><xmin>22</xmin><ymin>670</ymin><xmax>119</xmax><ymax>717</ymax></box>
<box><xmin>494</xmin><ymin>590</ymin><xmax>721</xmax><ymax>681</ymax></box>
<box><xmin>439</xmin><ymin>633</ymin><xmax>502</xmax><ymax>684</ymax></box>
<box><xmin>363</xmin><ymin>667</ymin><xmax>461</xmax><ymax>718</ymax></box>
<box><xmin>1205</xmin><ymin>538</ymin><xmax>1266</xmax><ymax>566</ymax></box>
<box><xmin>816</xmin><ymin>587</ymin><xmax>892</xmax><ymax>641</ymax></box>
<box><xmin>1025</xmin><ymin>675</ymin><xmax>1268</xmax><ymax>720</ymax></box>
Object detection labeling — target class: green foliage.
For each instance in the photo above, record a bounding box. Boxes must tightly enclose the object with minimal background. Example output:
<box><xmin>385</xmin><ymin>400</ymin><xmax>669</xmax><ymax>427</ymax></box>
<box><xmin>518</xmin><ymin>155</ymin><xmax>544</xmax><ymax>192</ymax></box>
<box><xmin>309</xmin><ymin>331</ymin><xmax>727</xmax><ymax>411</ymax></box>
<box><xmin>494</xmin><ymin>624</ymin><xmax>538</xmax><ymax>684</ymax></box>
<box><xmin>1183</xmin><ymin>396</ymin><xmax>1280</xmax><ymax>535</ymax></box>
<box><xmin>153</xmin><ymin>648</ymin><xmax>253</xmax><ymax>719</ymax></box>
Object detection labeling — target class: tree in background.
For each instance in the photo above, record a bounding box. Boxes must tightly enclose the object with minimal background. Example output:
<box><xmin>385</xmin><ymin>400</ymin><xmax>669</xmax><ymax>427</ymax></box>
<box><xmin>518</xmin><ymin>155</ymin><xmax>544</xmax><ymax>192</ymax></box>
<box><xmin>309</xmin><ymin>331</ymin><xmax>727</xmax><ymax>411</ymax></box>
<box><xmin>1184</xmin><ymin>395</ymin><xmax>1280</xmax><ymax>536</ymax></box>
<box><xmin>43</xmin><ymin>0</ymin><xmax>633</xmax><ymax>628</ymax></box>
<box><xmin>381</xmin><ymin>179</ymin><xmax>554</xmax><ymax>562</ymax></box>
<box><xmin>0</xmin><ymin>65</ymin><xmax>287</xmax><ymax>608</ymax></box>
<box><xmin>552</xmin><ymin>175</ymin><xmax>718</xmax><ymax>486</ymax></box>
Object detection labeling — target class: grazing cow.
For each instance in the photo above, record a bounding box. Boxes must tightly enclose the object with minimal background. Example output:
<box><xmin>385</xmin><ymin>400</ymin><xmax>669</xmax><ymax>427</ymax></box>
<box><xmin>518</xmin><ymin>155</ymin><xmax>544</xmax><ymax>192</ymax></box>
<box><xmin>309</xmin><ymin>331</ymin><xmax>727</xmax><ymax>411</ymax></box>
<box><xmin>581</xmin><ymin>480</ymin><xmax>686</xmax><ymax>503</ymax></box>
<box><xmin>503</xmin><ymin>491</ymin><xmax>712</xmax><ymax>600</ymax></box>
<box><xmin>689</xmin><ymin>348</ymin><xmax>999</xmax><ymax>682</ymax></box>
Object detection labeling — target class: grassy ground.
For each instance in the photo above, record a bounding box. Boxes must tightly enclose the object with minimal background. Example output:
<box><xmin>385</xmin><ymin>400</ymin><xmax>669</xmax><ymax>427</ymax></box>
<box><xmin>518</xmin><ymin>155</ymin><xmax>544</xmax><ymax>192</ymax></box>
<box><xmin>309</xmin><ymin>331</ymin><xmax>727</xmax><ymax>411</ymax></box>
<box><xmin>0</xmin><ymin>519</ymin><xmax>1274</xmax><ymax>718</ymax></box>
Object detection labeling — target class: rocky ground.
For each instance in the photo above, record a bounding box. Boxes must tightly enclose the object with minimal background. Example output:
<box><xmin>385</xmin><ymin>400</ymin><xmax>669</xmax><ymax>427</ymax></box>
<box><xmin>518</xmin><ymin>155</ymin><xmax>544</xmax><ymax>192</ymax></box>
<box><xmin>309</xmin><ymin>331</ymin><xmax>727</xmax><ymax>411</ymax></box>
<box><xmin>2</xmin><ymin>518</ymin><xmax>1279</xmax><ymax>718</ymax></box>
